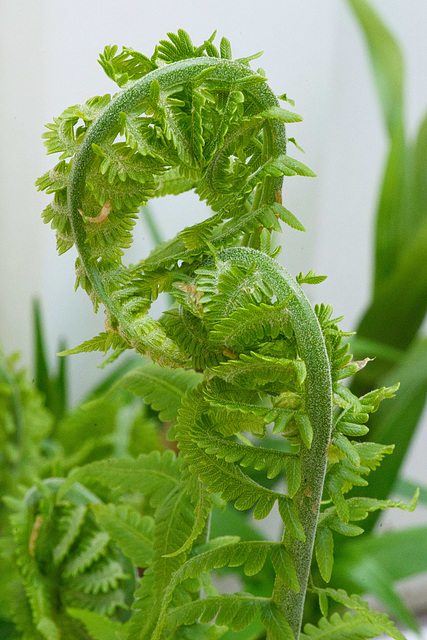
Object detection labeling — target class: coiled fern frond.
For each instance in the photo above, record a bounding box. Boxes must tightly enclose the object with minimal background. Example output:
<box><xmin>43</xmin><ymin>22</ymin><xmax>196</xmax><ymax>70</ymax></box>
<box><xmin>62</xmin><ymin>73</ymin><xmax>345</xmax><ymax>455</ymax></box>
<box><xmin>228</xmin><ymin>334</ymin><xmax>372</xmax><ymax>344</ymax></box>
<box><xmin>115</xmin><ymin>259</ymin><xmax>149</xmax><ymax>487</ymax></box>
<box><xmin>7</xmin><ymin>478</ymin><xmax>136</xmax><ymax>640</ymax></box>
<box><xmin>33</xmin><ymin>30</ymin><xmax>417</xmax><ymax>640</ymax></box>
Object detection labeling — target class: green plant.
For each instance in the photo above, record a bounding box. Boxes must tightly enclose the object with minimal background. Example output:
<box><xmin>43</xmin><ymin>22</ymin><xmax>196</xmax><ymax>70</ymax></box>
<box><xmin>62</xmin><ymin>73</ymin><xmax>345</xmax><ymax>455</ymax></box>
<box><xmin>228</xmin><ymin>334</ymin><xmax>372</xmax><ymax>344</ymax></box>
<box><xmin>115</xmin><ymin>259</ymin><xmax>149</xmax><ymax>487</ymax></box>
<box><xmin>3</xmin><ymin>28</ymin><xmax>420</xmax><ymax>640</ymax></box>
<box><xmin>0</xmin><ymin>308</ymin><xmax>165</xmax><ymax>639</ymax></box>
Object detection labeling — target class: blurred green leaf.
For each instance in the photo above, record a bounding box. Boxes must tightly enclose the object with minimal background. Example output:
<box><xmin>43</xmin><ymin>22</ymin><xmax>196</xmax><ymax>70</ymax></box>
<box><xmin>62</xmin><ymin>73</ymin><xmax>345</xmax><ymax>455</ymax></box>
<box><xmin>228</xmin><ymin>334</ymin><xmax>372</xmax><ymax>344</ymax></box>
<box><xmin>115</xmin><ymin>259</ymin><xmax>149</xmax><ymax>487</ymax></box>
<box><xmin>33</xmin><ymin>299</ymin><xmax>67</xmax><ymax>420</ymax></box>
<box><xmin>333</xmin><ymin>525</ymin><xmax>427</xmax><ymax>628</ymax></box>
<box><xmin>115</xmin><ymin>363</ymin><xmax>203</xmax><ymax>422</ymax></box>
<box><xmin>333</xmin><ymin>526</ymin><xmax>427</xmax><ymax>631</ymax></box>
<box><xmin>333</xmin><ymin>555</ymin><xmax>419</xmax><ymax>632</ymax></box>
<box><xmin>372</xmin><ymin>133</ymin><xmax>407</xmax><ymax>293</ymax></box>
<box><xmin>33</xmin><ymin>299</ymin><xmax>50</xmax><ymax>399</ymax></box>
<box><xmin>346</xmin><ymin>0</ymin><xmax>404</xmax><ymax>138</ymax></box>
<box><xmin>352</xmin><ymin>338</ymin><xmax>427</xmax><ymax>520</ymax></box>
<box><xmin>354</xmin><ymin>224</ymin><xmax>427</xmax><ymax>386</ymax></box>
<box><xmin>141</xmin><ymin>205</ymin><xmax>163</xmax><ymax>247</ymax></box>
<box><xmin>83</xmin><ymin>355</ymin><xmax>142</xmax><ymax>402</ymax></box>
<box><xmin>346</xmin><ymin>2</ymin><xmax>427</xmax><ymax>560</ymax></box>
<box><xmin>346</xmin><ymin>0</ymin><xmax>407</xmax><ymax>291</ymax></box>
<box><xmin>345</xmin><ymin>525</ymin><xmax>427</xmax><ymax>582</ymax></box>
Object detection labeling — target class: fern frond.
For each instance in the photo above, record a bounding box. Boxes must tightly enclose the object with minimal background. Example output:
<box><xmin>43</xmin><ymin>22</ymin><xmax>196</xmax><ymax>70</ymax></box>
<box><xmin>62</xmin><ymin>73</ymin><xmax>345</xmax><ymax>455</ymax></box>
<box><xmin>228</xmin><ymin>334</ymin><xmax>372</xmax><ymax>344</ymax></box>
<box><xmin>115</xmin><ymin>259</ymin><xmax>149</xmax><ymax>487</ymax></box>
<box><xmin>154</xmin><ymin>166</ymin><xmax>197</xmax><ymax>197</ymax></box>
<box><xmin>58</xmin><ymin>331</ymin><xmax>130</xmax><ymax>357</ymax></box>
<box><xmin>325</xmin><ymin>442</ymin><xmax>395</xmax><ymax>516</ymax></box>
<box><xmin>188</xmin><ymin>420</ymin><xmax>297</xmax><ymax>480</ymax></box>
<box><xmin>208</xmin><ymin>202</ymin><xmax>284</xmax><ymax>244</ymax></box>
<box><xmin>85</xmin><ymin>164</ymin><xmax>154</xmax><ymax>212</ymax></box>
<box><xmin>41</xmin><ymin>95</ymin><xmax>112</xmax><ymax>159</ymax></box>
<box><xmin>8</xmin><ymin>480</ymin><xmax>134</xmax><ymax>638</ymax></box>
<box><xmin>161</xmin><ymin>307</ymin><xmax>223</xmax><ymax>369</ymax></box>
<box><xmin>91</xmin><ymin>504</ymin><xmax>154</xmax><ymax>567</ymax></box>
<box><xmin>162</xmin><ymin>594</ymin><xmax>294</xmax><ymax>640</ymax></box>
<box><xmin>164</xmin><ymin>480</ymin><xmax>212</xmax><ymax>557</ymax></box>
<box><xmin>319</xmin><ymin>491</ymin><xmax>418</xmax><ymax>540</ymax></box>
<box><xmin>258</xmin><ymin>105</ymin><xmax>303</xmax><ymax>124</ymax></box>
<box><xmin>260</xmin><ymin>601</ymin><xmax>295</xmax><ymax>640</ymax></box>
<box><xmin>66</xmin><ymin>558</ymin><xmax>128</xmax><ymax>594</ymax></box>
<box><xmin>310</xmin><ymin>587</ymin><xmax>370</xmax><ymax>613</ymax></box>
<box><xmin>220</xmin><ymin>37</ymin><xmax>232</xmax><ymax>60</ymax></box>
<box><xmin>174</xmin><ymin>540</ymin><xmax>274</xmax><ymax>582</ymax></box>
<box><xmin>158</xmin><ymin>91</ymin><xmax>203</xmax><ymax>169</ymax></box>
<box><xmin>37</xmin><ymin>31</ymin><xmax>409</xmax><ymax>640</ymax></box>
<box><xmin>98</xmin><ymin>44</ymin><xmax>157</xmax><ymax>87</ymax></box>
<box><xmin>203</xmin><ymin>378</ymin><xmax>276</xmax><ymax>421</ymax></box>
<box><xmin>177</xmin><ymin>387</ymin><xmax>279</xmax><ymax>515</ymax></box>
<box><xmin>196</xmin><ymin>261</ymin><xmax>273</xmax><ymax>326</ymax></box>
<box><xmin>208</xmin><ymin>300</ymin><xmax>292</xmax><ymax>352</ymax></box>
<box><xmin>164</xmin><ymin>593</ymin><xmax>267</xmax><ymax>634</ymax></box>
<box><xmin>246</xmin><ymin>152</ymin><xmax>316</xmax><ymax>185</ymax></box>
<box><xmin>269</xmin><ymin>202</ymin><xmax>306</xmax><ymax>232</ymax></box>
<box><xmin>63</xmin><ymin>532</ymin><xmax>111</xmax><ymax>577</ymax></box>
<box><xmin>0</xmin><ymin>348</ymin><xmax>53</xmax><ymax>499</ymax></box>
<box><xmin>297</xmin><ymin>270</ymin><xmax>327</xmax><ymax>285</ymax></box>
<box><xmin>209</xmin><ymin>352</ymin><xmax>306</xmax><ymax>393</ymax></box>
<box><xmin>115</xmin><ymin>362</ymin><xmax>203</xmax><ymax>421</ymax></box>
<box><xmin>130</xmin><ymin>486</ymin><xmax>195</xmax><ymax>640</ymax></box>
<box><xmin>157</xmin><ymin>30</ymin><xmax>198</xmax><ymax>63</ymax></box>
<box><xmin>53</xmin><ymin>505</ymin><xmax>87</xmax><ymax>565</ymax></box>
<box><xmin>63</xmin><ymin>586</ymin><xmax>127</xmax><ymax>616</ymax></box>
<box><xmin>177</xmin><ymin>386</ymin><xmax>305</xmax><ymax>537</ymax></box>
<box><xmin>359</xmin><ymin>382</ymin><xmax>400</xmax><ymax>413</ymax></box>
<box><xmin>301</xmin><ymin>609</ymin><xmax>406</xmax><ymax>640</ymax></box>
<box><xmin>315</xmin><ymin>526</ymin><xmax>335</xmax><ymax>582</ymax></box>
<box><xmin>178</xmin><ymin>211</ymin><xmax>227</xmax><ymax>251</ymax></box>
<box><xmin>141</xmin><ymin>234</ymin><xmax>199</xmax><ymax>271</ymax></box>
<box><xmin>59</xmin><ymin>450</ymin><xmax>182</xmax><ymax>506</ymax></box>
<box><xmin>42</xmin><ymin>116</ymin><xmax>80</xmax><ymax>159</ymax></box>
<box><xmin>122</xmin><ymin>113</ymin><xmax>169</xmax><ymax>160</ymax></box>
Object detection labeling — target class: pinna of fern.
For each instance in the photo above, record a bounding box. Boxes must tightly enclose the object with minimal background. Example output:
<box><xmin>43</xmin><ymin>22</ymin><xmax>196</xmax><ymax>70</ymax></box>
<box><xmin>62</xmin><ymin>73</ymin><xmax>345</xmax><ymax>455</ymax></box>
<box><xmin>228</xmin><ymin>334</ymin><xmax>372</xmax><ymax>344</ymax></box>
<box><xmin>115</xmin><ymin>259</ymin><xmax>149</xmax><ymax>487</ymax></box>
<box><xmin>34</xmin><ymin>29</ymin><xmax>418</xmax><ymax>640</ymax></box>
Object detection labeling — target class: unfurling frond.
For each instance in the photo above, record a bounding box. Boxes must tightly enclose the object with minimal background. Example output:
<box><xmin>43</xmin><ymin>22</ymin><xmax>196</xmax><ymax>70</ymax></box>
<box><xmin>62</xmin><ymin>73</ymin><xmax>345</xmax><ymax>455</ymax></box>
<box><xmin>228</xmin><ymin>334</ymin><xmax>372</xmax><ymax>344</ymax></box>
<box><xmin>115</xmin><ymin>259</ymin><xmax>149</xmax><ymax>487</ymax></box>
<box><xmin>34</xmin><ymin>29</ymin><xmax>407</xmax><ymax>640</ymax></box>
<box><xmin>8</xmin><ymin>479</ymin><xmax>135</xmax><ymax>638</ymax></box>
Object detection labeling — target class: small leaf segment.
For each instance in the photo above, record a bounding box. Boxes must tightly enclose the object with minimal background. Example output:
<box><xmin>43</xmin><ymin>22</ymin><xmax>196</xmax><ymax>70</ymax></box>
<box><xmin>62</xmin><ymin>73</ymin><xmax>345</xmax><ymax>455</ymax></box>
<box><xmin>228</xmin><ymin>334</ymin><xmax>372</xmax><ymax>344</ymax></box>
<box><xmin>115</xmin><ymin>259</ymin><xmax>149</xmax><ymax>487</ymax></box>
<box><xmin>36</xmin><ymin>30</ymin><xmax>413</xmax><ymax>640</ymax></box>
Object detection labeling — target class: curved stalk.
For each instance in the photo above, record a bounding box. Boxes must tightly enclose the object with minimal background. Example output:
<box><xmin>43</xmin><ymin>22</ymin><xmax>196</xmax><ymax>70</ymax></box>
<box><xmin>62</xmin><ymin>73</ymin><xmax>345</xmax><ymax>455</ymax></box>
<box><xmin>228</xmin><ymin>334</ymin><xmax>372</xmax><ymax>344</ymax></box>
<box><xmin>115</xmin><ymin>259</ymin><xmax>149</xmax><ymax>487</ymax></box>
<box><xmin>219</xmin><ymin>247</ymin><xmax>333</xmax><ymax>639</ymax></box>
<box><xmin>67</xmin><ymin>57</ymin><xmax>285</xmax><ymax>361</ymax></box>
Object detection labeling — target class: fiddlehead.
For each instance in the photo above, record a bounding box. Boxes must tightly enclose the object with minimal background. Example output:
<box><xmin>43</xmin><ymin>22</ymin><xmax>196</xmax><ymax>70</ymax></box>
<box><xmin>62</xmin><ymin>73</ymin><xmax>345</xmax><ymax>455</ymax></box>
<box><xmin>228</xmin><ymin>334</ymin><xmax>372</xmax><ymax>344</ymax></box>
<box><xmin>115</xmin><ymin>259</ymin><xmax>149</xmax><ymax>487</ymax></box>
<box><xmin>37</xmin><ymin>29</ymin><xmax>312</xmax><ymax>367</ymax></box>
<box><xmin>37</xmin><ymin>31</ymin><xmax>415</xmax><ymax>640</ymax></box>
<box><xmin>8</xmin><ymin>478</ymin><xmax>136</xmax><ymax>640</ymax></box>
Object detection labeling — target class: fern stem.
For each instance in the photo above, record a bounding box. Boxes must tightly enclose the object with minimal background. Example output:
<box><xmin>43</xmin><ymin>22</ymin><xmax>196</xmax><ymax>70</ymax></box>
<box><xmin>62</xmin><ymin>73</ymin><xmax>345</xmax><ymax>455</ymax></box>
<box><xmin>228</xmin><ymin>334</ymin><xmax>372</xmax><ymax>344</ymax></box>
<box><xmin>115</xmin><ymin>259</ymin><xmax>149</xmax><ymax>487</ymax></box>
<box><xmin>218</xmin><ymin>247</ymin><xmax>333</xmax><ymax>640</ymax></box>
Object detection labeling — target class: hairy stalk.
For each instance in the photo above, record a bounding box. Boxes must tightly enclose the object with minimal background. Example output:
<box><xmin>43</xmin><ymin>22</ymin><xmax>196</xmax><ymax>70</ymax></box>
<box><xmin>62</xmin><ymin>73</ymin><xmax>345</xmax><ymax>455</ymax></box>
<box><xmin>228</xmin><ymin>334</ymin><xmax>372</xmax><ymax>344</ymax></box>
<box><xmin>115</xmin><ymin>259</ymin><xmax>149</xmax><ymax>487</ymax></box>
<box><xmin>220</xmin><ymin>248</ymin><xmax>333</xmax><ymax>638</ymax></box>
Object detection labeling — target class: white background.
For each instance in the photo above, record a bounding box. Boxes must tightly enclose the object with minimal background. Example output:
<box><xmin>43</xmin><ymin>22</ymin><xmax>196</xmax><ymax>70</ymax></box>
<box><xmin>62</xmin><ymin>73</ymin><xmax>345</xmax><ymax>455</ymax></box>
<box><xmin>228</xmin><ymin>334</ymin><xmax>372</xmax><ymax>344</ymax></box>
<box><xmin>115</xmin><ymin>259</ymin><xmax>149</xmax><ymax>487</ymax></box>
<box><xmin>1</xmin><ymin>0</ymin><xmax>427</xmax><ymax>601</ymax></box>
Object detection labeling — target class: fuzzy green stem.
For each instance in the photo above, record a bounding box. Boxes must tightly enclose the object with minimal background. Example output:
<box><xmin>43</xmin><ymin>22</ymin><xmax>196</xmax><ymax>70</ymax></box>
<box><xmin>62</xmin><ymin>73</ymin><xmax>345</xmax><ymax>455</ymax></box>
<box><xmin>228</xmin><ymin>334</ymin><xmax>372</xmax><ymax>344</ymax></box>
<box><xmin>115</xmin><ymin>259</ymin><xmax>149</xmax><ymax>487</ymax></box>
<box><xmin>218</xmin><ymin>247</ymin><xmax>333</xmax><ymax>640</ymax></box>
